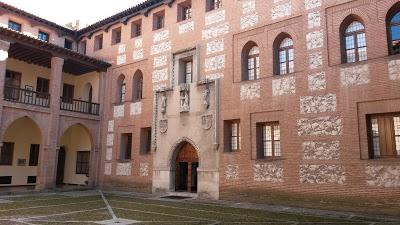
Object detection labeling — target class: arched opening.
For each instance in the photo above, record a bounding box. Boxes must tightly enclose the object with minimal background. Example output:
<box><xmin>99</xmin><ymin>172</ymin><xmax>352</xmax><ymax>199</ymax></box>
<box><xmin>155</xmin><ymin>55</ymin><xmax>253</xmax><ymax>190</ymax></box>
<box><xmin>57</xmin><ymin>124</ymin><xmax>92</xmax><ymax>186</ymax></box>
<box><xmin>171</xmin><ymin>142</ymin><xmax>199</xmax><ymax>193</ymax></box>
<box><xmin>132</xmin><ymin>70</ymin><xmax>143</xmax><ymax>102</ymax></box>
<box><xmin>386</xmin><ymin>3</ymin><xmax>400</xmax><ymax>55</ymax></box>
<box><xmin>1</xmin><ymin>117</ymin><xmax>42</xmax><ymax>187</ymax></box>
<box><xmin>116</xmin><ymin>74</ymin><xmax>126</xmax><ymax>104</ymax></box>
<box><xmin>273</xmin><ymin>33</ymin><xmax>294</xmax><ymax>75</ymax></box>
<box><xmin>340</xmin><ymin>15</ymin><xmax>367</xmax><ymax>63</ymax></box>
<box><xmin>242</xmin><ymin>41</ymin><xmax>260</xmax><ymax>81</ymax></box>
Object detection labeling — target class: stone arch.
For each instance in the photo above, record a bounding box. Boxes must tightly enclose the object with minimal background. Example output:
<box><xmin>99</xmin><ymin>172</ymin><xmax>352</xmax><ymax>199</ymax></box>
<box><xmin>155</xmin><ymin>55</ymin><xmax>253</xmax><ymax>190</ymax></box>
<box><xmin>58</xmin><ymin>121</ymin><xmax>96</xmax><ymax>149</ymax></box>
<box><xmin>132</xmin><ymin>69</ymin><xmax>143</xmax><ymax>102</ymax></box>
<box><xmin>273</xmin><ymin>32</ymin><xmax>294</xmax><ymax>75</ymax></box>
<box><xmin>0</xmin><ymin>113</ymin><xmax>45</xmax><ymax>142</ymax></box>
<box><xmin>241</xmin><ymin>41</ymin><xmax>259</xmax><ymax>81</ymax></box>
<box><xmin>116</xmin><ymin>74</ymin><xmax>126</xmax><ymax>103</ymax></box>
<box><xmin>168</xmin><ymin>137</ymin><xmax>201</xmax><ymax>168</ymax></box>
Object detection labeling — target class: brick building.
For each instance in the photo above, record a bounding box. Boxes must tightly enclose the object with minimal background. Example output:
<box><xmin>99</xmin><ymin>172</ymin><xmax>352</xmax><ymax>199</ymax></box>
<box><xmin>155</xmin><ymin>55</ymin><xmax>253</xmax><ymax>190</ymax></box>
<box><xmin>0</xmin><ymin>0</ymin><xmax>399</xmax><ymax>201</ymax></box>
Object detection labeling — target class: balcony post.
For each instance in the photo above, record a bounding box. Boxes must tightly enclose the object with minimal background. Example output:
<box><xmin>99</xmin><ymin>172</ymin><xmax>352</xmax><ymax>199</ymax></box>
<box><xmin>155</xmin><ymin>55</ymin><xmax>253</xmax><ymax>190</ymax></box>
<box><xmin>38</xmin><ymin>56</ymin><xmax>64</xmax><ymax>189</ymax></box>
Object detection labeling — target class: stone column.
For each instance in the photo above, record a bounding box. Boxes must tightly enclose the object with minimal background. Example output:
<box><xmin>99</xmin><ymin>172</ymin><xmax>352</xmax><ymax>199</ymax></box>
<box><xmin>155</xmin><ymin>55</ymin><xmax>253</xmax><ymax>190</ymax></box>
<box><xmin>38</xmin><ymin>57</ymin><xmax>64</xmax><ymax>189</ymax></box>
<box><xmin>0</xmin><ymin>40</ymin><xmax>10</xmax><ymax>143</ymax></box>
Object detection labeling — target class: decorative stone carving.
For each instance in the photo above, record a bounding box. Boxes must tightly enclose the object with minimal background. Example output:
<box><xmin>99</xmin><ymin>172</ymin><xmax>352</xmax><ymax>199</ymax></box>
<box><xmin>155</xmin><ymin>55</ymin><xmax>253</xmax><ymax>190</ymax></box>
<box><xmin>108</xmin><ymin>120</ymin><xmax>114</xmax><ymax>132</ymax></box>
<box><xmin>297</xmin><ymin>116</ymin><xmax>343</xmax><ymax>136</ymax></box>
<box><xmin>240</xmin><ymin>83</ymin><xmax>260</xmax><ymax>100</ymax></box>
<box><xmin>203</xmin><ymin>85</ymin><xmax>211</xmax><ymax>109</ymax></box>
<box><xmin>104</xmin><ymin>163</ymin><xmax>112</xmax><ymax>175</ymax></box>
<box><xmin>130</xmin><ymin>102</ymin><xmax>142</xmax><ymax>115</ymax></box>
<box><xmin>300</xmin><ymin>164</ymin><xmax>346</xmax><ymax>185</ymax></box>
<box><xmin>116</xmin><ymin>163</ymin><xmax>132</xmax><ymax>176</ymax></box>
<box><xmin>133</xmin><ymin>49</ymin><xmax>144</xmax><ymax>61</ymax></box>
<box><xmin>254</xmin><ymin>163</ymin><xmax>284</xmax><ymax>183</ymax></box>
<box><xmin>242</xmin><ymin>0</ymin><xmax>256</xmax><ymax>14</ymax></box>
<box><xmin>179</xmin><ymin>21</ymin><xmax>194</xmax><ymax>34</ymax></box>
<box><xmin>388</xmin><ymin>60</ymin><xmax>400</xmax><ymax>80</ymax></box>
<box><xmin>241</xmin><ymin>14</ymin><xmax>259</xmax><ymax>30</ymax></box>
<box><xmin>305</xmin><ymin>0</ymin><xmax>321</xmax><ymax>10</ymax></box>
<box><xmin>272</xmin><ymin>76</ymin><xmax>296</xmax><ymax>96</ymax></box>
<box><xmin>271</xmin><ymin>2</ymin><xmax>292</xmax><ymax>20</ymax></box>
<box><xmin>118</xmin><ymin>44</ymin><xmax>126</xmax><ymax>54</ymax></box>
<box><xmin>151</xmin><ymin>41</ymin><xmax>171</xmax><ymax>55</ymax></box>
<box><xmin>134</xmin><ymin>38</ymin><xmax>143</xmax><ymax>48</ymax></box>
<box><xmin>113</xmin><ymin>105</ymin><xmax>124</xmax><ymax>118</ymax></box>
<box><xmin>309</xmin><ymin>52</ymin><xmax>323</xmax><ymax>69</ymax></box>
<box><xmin>106</xmin><ymin>148</ymin><xmax>113</xmax><ymax>161</ymax></box>
<box><xmin>340</xmin><ymin>64</ymin><xmax>369</xmax><ymax>87</ymax></box>
<box><xmin>205</xmin><ymin>10</ymin><xmax>225</xmax><ymax>26</ymax></box>
<box><xmin>206</xmin><ymin>73</ymin><xmax>224</xmax><ymax>80</ymax></box>
<box><xmin>106</xmin><ymin>134</ymin><xmax>114</xmax><ymax>147</ymax></box>
<box><xmin>152</xmin><ymin>68</ymin><xmax>168</xmax><ymax>83</ymax></box>
<box><xmin>205</xmin><ymin>55</ymin><xmax>225</xmax><ymax>72</ymax></box>
<box><xmin>225</xmin><ymin>165</ymin><xmax>239</xmax><ymax>181</ymax></box>
<box><xmin>180</xmin><ymin>84</ymin><xmax>190</xmax><ymax>112</ymax></box>
<box><xmin>140</xmin><ymin>163</ymin><xmax>150</xmax><ymax>177</ymax></box>
<box><xmin>159</xmin><ymin>120</ymin><xmax>168</xmax><ymax>134</ymax></box>
<box><xmin>202</xmin><ymin>23</ymin><xmax>229</xmax><ymax>40</ymax></box>
<box><xmin>206</xmin><ymin>39</ymin><xmax>224</xmax><ymax>55</ymax></box>
<box><xmin>308</xmin><ymin>12</ymin><xmax>321</xmax><ymax>29</ymax></box>
<box><xmin>303</xmin><ymin>141</ymin><xmax>340</xmax><ymax>160</ymax></box>
<box><xmin>308</xmin><ymin>72</ymin><xmax>326</xmax><ymax>91</ymax></box>
<box><xmin>306</xmin><ymin>30</ymin><xmax>324</xmax><ymax>50</ymax></box>
<box><xmin>300</xmin><ymin>94</ymin><xmax>337</xmax><ymax>114</ymax></box>
<box><xmin>202</xmin><ymin>115</ymin><xmax>213</xmax><ymax>130</ymax></box>
<box><xmin>366</xmin><ymin>166</ymin><xmax>400</xmax><ymax>188</ymax></box>
<box><xmin>116</xmin><ymin>54</ymin><xmax>126</xmax><ymax>65</ymax></box>
<box><xmin>153</xmin><ymin>30</ymin><xmax>169</xmax><ymax>43</ymax></box>
<box><xmin>153</xmin><ymin>55</ymin><xmax>168</xmax><ymax>68</ymax></box>
<box><xmin>157</xmin><ymin>95</ymin><xmax>165</xmax><ymax>116</ymax></box>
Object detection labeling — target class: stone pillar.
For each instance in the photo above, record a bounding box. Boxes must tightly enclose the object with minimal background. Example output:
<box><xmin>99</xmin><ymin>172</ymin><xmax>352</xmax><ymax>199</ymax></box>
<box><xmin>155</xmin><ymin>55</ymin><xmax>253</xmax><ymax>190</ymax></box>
<box><xmin>0</xmin><ymin>41</ymin><xmax>10</xmax><ymax>141</ymax></box>
<box><xmin>38</xmin><ymin>57</ymin><xmax>64</xmax><ymax>189</ymax></box>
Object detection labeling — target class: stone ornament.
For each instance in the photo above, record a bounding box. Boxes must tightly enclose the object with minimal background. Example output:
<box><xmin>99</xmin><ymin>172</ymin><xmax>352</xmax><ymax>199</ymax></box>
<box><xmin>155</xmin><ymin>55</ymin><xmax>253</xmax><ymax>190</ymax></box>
<box><xmin>240</xmin><ymin>82</ymin><xmax>261</xmax><ymax>100</ymax></box>
<box><xmin>225</xmin><ymin>165</ymin><xmax>239</xmax><ymax>181</ymax></box>
<box><xmin>388</xmin><ymin>59</ymin><xmax>400</xmax><ymax>80</ymax></box>
<box><xmin>272</xmin><ymin>76</ymin><xmax>296</xmax><ymax>96</ymax></box>
<box><xmin>202</xmin><ymin>115</ymin><xmax>213</xmax><ymax>130</ymax></box>
<box><xmin>116</xmin><ymin>162</ymin><xmax>132</xmax><ymax>176</ymax></box>
<box><xmin>161</xmin><ymin>94</ymin><xmax>167</xmax><ymax>114</ymax></box>
<box><xmin>308</xmin><ymin>72</ymin><xmax>326</xmax><ymax>91</ymax></box>
<box><xmin>159</xmin><ymin>120</ymin><xmax>168</xmax><ymax>134</ymax></box>
<box><xmin>140</xmin><ymin>163</ymin><xmax>150</xmax><ymax>177</ymax></box>
<box><xmin>203</xmin><ymin>85</ymin><xmax>211</xmax><ymax>109</ymax></box>
<box><xmin>180</xmin><ymin>84</ymin><xmax>190</xmax><ymax>113</ymax></box>
<box><xmin>254</xmin><ymin>163</ymin><xmax>284</xmax><ymax>183</ymax></box>
<box><xmin>303</xmin><ymin>141</ymin><xmax>340</xmax><ymax>160</ymax></box>
<box><xmin>366</xmin><ymin>166</ymin><xmax>400</xmax><ymax>188</ymax></box>
<box><xmin>300</xmin><ymin>93</ymin><xmax>337</xmax><ymax>114</ymax></box>
<box><xmin>299</xmin><ymin>164</ymin><xmax>346</xmax><ymax>185</ymax></box>
<box><xmin>297</xmin><ymin>116</ymin><xmax>343</xmax><ymax>136</ymax></box>
<box><xmin>340</xmin><ymin>64</ymin><xmax>370</xmax><ymax>87</ymax></box>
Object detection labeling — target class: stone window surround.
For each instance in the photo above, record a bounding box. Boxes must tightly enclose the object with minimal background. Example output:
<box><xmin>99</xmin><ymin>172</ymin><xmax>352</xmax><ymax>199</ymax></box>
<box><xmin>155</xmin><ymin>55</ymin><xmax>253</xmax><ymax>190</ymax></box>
<box><xmin>250</xmin><ymin>110</ymin><xmax>283</xmax><ymax>161</ymax></box>
<box><xmin>115</xmin><ymin>125</ymin><xmax>135</xmax><ymax>162</ymax></box>
<box><xmin>171</xmin><ymin>47</ymin><xmax>200</xmax><ymax>87</ymax></box>
<box><xmin>357</xmin><ymin>98</ymin><xmax>400</xmax><ymax>160</ymax></box>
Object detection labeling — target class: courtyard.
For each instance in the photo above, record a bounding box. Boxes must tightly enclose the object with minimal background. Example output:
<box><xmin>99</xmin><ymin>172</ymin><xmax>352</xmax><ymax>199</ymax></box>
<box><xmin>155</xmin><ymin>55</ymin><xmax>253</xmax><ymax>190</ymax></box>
<box><xmin>0</xmin><ymin>191</ymin><xmax>398</xmax><ymax>225</ymax></box>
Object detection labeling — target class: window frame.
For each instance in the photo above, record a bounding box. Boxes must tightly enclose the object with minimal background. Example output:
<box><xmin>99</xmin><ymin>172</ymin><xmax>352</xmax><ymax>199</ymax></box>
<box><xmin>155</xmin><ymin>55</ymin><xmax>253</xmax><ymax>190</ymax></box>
<box><xmin>341</xmin><ymin>21</ymin><xmax>367</xmax><ymax>64</ymax></box>
<box><xmin>131</xmin><ymin>20</ymin><xmax>142</xmax><ymax>38</ymax></box>
<box><xmin>94</xmin><ymin>34</ymin><xmax>104</xmax><ymax>51</ymax></box>
<box><xmin>275</xmin><ymin>38</ymin><xmax>294</xmax><ymax>75</ymax></box>
<box><xmin>153</xmin><ymin>11</ymin><xmax>165</xmax><ymax>31</ymax></box>
<box><xmin>28</xmin><ymin>144</ymin><xmax>40</xmax><ymax>167</ymax></box>
<box><xmin>64</xmin><ymin>39</ymin><xmax>73</xmax><ymax>50</ymax></box>
<box><xmin>0</xmin><ymin>142</ymin><xmax>14</xmax><ymax>166</ymax></box>
<box><xmin>36</xmin><ymin>77</ymin><xmax>50</xmax><ymax>99</ymax></box>
<box><xmin>38</xmin><ymin>30</ymin><xmax>50</xmax><ymax>42</ymax></box>
<box><xmin>224</xmin><ymin>120</ymin><xmax>241</xmax><ymax>152</ymax></box>
<box><xmin>256</xmin><ymin>122</ymin><xmax>281</xmax><ymax>159</ymax></box>
<box><xmin>120</xmin><ymin>133</ymin><xmax>133</xmax><ymax>161</ymax></box>
<box><xmin>8</xmin><ymin>20</ymin><xmax>22</xmax><ymax>32</ymax></box>
<box><xmin>140</xmin><ymin>127</ymin><xmax>152</xmax><ymax>155</ymax></box>
<box><xmin>243</xmin><ymin>45</ymin><xmax>260</xmax><ymax>81</ymax></box>
<box><xmin>178</xmin><ymin>1</ymin><xmax>192</xmax><ymax>22</ymax></box>
<box><xmin>75</xmin><ymin>151</ymin><xmax>90</xmax><ymax>175</ymax></box>
<box><xmin>111</xmin><ymin>27</ymin><xmax>122</xmax><ymax>45</ymax></box>
<box><xmin>206</xmin><ymin>0</ymin><xmax>222</xmax><ymax>12</ymax></box>
<box><xmin>387</xmin><ymin>9</ymin><xmax>400</xmax><ymax>55</ymax></box>
<box><xmin>133</xmin><ymin>72</ymin><xmax>143</xmax><ymax>102</ymax></box>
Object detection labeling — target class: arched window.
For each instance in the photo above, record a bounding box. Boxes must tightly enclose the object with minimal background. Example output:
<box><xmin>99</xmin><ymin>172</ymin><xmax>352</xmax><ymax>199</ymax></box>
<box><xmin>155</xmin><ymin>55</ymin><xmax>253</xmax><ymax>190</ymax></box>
<box><xmin>275</xmin><ymin>37</ymin><xmax>294</xmax><ymax>75</ymax></box>
<box><xmin>242</xmin><ymin>42</ymin><xmax>260</xmax><ymax>81</ymax></box>
<box><xmin>387</xmin><ymin>5</ymin><xmax>400</xmax><ymax>55</ymax></box>
<box><xmin>342</xmin><ymin>20</ymin><xmax>367</xmax><ymax>63</ymax></box>
<box><xmin>133</xmin><ymin>71</ymin><xmax>143</xmax><ymax>102</ymax></box>
<box><xmin>117</xmin><ymin>75</ymin><xmax>126</xmax><ymax>103</ymax></box>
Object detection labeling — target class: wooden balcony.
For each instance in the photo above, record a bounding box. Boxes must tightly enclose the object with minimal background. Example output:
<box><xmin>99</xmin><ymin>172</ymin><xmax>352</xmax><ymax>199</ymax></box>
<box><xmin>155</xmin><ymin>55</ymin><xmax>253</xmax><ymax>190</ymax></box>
<box><xmin>60</xmin><ymin>97</ymin><xmax>100</xmax><ymax>116</ymax></box>
<box><xmin>4</xmin><ymin>86</ymin><xmax>50</xmax><ymax>107</ymax></box>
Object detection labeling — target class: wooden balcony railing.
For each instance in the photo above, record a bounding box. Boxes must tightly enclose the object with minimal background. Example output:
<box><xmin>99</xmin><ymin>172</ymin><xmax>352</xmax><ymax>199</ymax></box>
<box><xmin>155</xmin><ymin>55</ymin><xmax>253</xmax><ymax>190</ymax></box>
<box><xmin>60</xmin><ymin>97</ymin><xmax>100</xmax><ymax>115</ymax></box>
<box><xmin>4</xmin><ymin>86</ymin><xmax>50</xmax><ymax>107</ymax></box>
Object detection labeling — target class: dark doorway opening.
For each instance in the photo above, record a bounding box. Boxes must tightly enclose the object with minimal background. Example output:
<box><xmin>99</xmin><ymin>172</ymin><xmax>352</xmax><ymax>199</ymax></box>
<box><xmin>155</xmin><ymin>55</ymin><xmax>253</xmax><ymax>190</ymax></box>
<box><xmin>174</xmin><ymin>142</ymin><xmax>198</xmax><ymax>193</ymax></box>
<box><xmin>56</xmin><ymin>147</ymin><xmax>66</xmax><ymax>186</ymax></box>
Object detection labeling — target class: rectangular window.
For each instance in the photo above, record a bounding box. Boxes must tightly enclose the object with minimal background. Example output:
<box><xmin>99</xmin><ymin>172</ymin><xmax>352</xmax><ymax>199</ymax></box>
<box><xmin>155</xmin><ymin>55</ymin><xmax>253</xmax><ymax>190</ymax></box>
<box><xmin>29</xmin><ymin>144</ymin><xmax>40</xmax><ymax>166</ymax></box>
<box><xmin>153</xmin><ymin>11</ymin><xmax>165</xmax><ymax>30</ymax></box>
<box><xmin>94</xmin><ymin>34</ymin><xmax>103</xmax><ymax>51</ymax></box>
<box><xmin>38</xmin><ymin>31</ymin><xmax>49</xmax><ymax>42</ymax></box>
<box><xmin>8</xmin><ymin>20</ymin><xmax>21</xmax><ymax>32</ymax></box>
<box><xmin>0</xmin><ymin>142</ymin><xmax>14</xmax><ymax>165</ymax></box>
<box><xmin>64</xmin><ymin>39</ymin><xmax>73</xmax><ymax>50</ymax></box>
<box><xmin>120</xmin><ymin>133</ymin><xmax>132</xmax><ymax>160</ymax></box>
<box><xmin>112</xmin><ymin>27</ymin><xmax>122</xmax><ymax>45</ymax></box>
<box><xmin>76</xmin><ymin>151</ymin><xmax>90</xmax><ymax>175</ymax></box>
<box><xmin>257</xmin><ymin>123</ymin><xmax>281</xmax><ymax>159</ymax></box>
<box><xmin>62</xmin><ymin>83</ymin><xmax>74</xmax><ymax>103</ymax></box>
<box><xmin>0</xmin><ymin>176</ymin><xmax>12</xmax><ymax>185</ymax></box>
<box><xmin>27</xmin><ymin>176</ymin><xmax>37</xmax><ymax>184</ymax></box>
<box><xmin>140</xmin><ymin>128</ymin><xmax>152</xmax><ymax>155</ymax></box>
<box><xmin>131</xmin><ymin>20</ymin><xmax>142</xmax><ymax>38</ymax></box>
<box><xmin>368</xmin><ymin>114</ymin><xmax>400</xmax><ymax>158</ymax></box>
<box><xmin>224</xmin><ymin>120</ymin><xmax>241</xmax><ymax>152</ymax></box>
<box><xmin>120</xmin><ymin>83</ymin><xmax>126</xmax><ymax>103</ymax></box>
<box><xmin>5</xmin><ymin>70</ymin><xmax>21</xmax><ymax>101</ymax></box>
<box><xmin>178</xmin><ymin>1</ymin><xmax>192</xmax><ymax>22</ymax></box>
<box><xmin>206</xmin><ymin>0</ymin><xmax>222</xmax><ymax>12</ymax></box>
<box><xmin>79</xmin><ymin>41</ymin><xmax>87</xmax><ymax>55</ymax></box>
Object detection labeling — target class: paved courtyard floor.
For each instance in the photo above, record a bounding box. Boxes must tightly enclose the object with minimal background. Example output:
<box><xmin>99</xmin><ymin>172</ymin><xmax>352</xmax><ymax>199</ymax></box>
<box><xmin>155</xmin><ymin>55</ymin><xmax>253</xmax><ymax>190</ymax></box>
<box><xmin>0</xmin><ymin>190</ymin><xmax>398</xmax><ymax>225</ymax></box>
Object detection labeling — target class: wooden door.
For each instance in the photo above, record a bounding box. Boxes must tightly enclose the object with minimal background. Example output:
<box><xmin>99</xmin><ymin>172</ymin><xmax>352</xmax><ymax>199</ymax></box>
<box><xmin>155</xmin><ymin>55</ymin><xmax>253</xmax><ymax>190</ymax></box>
<box><xmin>378</xmin><ymin>116</ymin><xmax>397</xmax><ymax>157</ymax></box>
<box><xmin>56</xmin><ymin>147</ymin><xmax>66</xmax><ymax>185</ymax></box>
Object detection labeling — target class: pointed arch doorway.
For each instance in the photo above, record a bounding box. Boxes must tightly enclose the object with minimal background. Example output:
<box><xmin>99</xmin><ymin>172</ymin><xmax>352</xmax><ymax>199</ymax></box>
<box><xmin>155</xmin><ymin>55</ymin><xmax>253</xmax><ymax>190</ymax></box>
<box><xmin>174</xmin><ymin>142</ymin><xmax>199</xmax><ymax>193</ymax></box>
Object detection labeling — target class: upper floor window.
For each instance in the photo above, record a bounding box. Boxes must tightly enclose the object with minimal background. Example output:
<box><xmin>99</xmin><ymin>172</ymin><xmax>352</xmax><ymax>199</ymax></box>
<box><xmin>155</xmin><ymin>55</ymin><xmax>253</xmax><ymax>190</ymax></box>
<box><xmin>120</xmin><ymin>133</ymin><xmax>132</xmax><ymax>161</ymax></box>
<box><xmin>275</xmin><ymin>37</ymin><xmax>294</xmax><ymax>75</ymax></box>
<box><xmin>140</xmin><ymin>127</ymin><xmax>152</xmax><ymax>155</ymax></box>
<box><xmin>179</xmin><ymin>60</ymin><xmax>193</xmax><ymax>84</ymax></box>
<box><xmin>79</xmin><ymin>40</ymin><xmax>87</xmax><ymax>55</ymax></box>
<box><xmin>38</xmin><ymin>31</ymin><xmax>49</xmax><ymax>42</ymax></box>
<box><xmin>342</xmin><ymin>20</ymin><xmax>367</xmax><ymax>63</ymax></box>
<box><xmin>94</xmin><ymin>34</ymin><xmax>103</xmax><ymax>51</ymax></box>
<box><xmin>64</xmin><ymin>39</ymin><xmax>73</xmax><ymax>50</ymax></box>
<box><xmin>368</xmin><ymin>114</ymin><xmax>400</xmax><ymax>159</ymax></box>
<box><xmin>178</xmin><ymin>0</ymin><xmax>192</xmax><ymax>22</ymax></box>
<box><xmin>243</xmin><ymin>43</ymin><xmax>260</xmax><ymax>81</ymax></box>
<box><xmin>153</xmin><ymin>10</ymin><xmax>165</xmax><ymax>30</ymax></box>
<box><xmin>224</xmin><ymin>120</ymin><xmax>241</xmax><ymax>152</ymax></box>
<box><xmin>117</xmin><ymin>75</ymin><xmax>126</xmax><ymax>103</ymax></box>
<box><xmin>112</xmin><ymin>27</ymin><xmax>122</xmax><ymax>45</ymax></box>
<box><xmin>387</xmin><ymin>6</ymin><xmax>400</xmax><ymax>55</ymax></box>
<box><xmin>133</xmin><ymin>71</ymin><xmax>143</xmax><ymax>102</ymax></box>
<box><xmin>8</xmin><ymin>20</ymin><xmax>21</xmax><ymax>32</ymax></box>
<box><xmin>206</xmin><ymin>0</ymin><xmax>222</xmax><ymax>12</ymax></box>
<box><xmin>131</xmin><ymin>20</ymin><xmax>142</xmax><ymax>38</ymax></box>
<box><xmin>257</xmin><ymin>122</ymin><xmax>281</xmax><ymax>159</ymax></box>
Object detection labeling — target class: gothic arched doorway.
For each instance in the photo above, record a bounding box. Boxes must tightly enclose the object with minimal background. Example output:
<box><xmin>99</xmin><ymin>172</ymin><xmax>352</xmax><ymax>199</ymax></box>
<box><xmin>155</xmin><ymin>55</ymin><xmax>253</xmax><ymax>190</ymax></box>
<box><xmin>174</xmin><ymin>142</ymin><xmax>199</xmax><ymax>193</ymax></box>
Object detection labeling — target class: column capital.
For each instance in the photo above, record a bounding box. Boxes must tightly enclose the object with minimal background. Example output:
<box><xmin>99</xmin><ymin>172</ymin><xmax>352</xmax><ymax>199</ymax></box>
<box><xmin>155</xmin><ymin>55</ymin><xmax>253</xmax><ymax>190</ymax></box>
<box><xmin>51</xmin><ymin>56</ymin><xmax>64</xmax><ymax>67</ymax></box>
